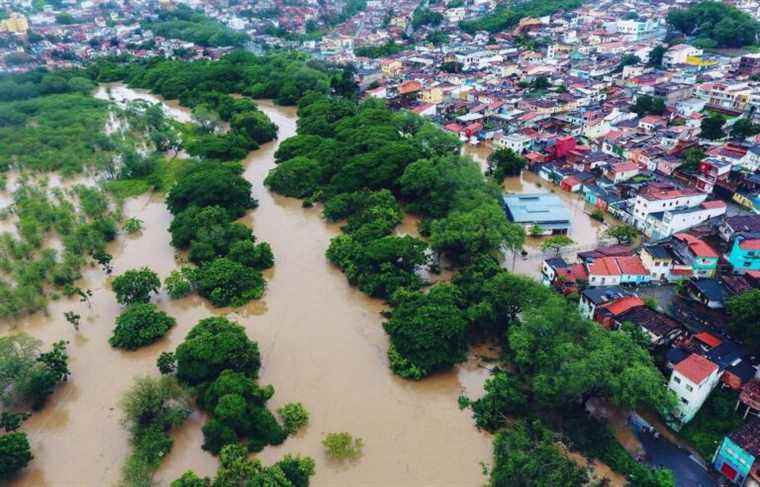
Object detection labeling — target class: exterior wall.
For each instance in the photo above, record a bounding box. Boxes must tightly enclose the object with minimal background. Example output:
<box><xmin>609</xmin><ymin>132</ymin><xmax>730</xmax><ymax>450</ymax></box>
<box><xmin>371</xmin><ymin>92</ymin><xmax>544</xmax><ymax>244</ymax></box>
<box><xmin>541</xmin><ymin>261</ymin><xmax>556</xmax><ymax>286</ymax></box>
<box><xmin>421</xmin><ymin>88</ymin><xmax>443</xmax><ymax>104</ymax></box>
<box><xmin>633</xmin><ymin>193</ymin><xmax>708</xmax><ymax>218</ymax></box>
<box><xmin>668</xmin><ymin>368</ymin><xmax>721</xmax><ymax>424</ymax></box>
<box><xmin>641</xmin><ymin>250</ymin><xmax>672</xmax><ymax>280</ymax></box>
<box><xmin>728</xmin><ymin>240</ymin><xmax>760</xmax><ymax>272</ymax></box>
<box><xmin>714</xmin><ymin>437</ymin><xmax>757</xmax><ymax>485</ymax></box>
<box><xmin>494</xmin><ymin>133</ymin><xmax>531</xmax><ymax>153</ymax></box>
<box><xmin>645</xmin><ymin>205</ymin><xmax>726</xmax><ymax>239</ymax></box>
<box><xmin>579</xmin><ymin>296</ymin><xmax>596</xmax><ymax>319</ymax></box>
<box><xmin>588</xmin><ymin>273</ymin><xmax>622</xmax><ymax>287</ymax></box>
<box><xmin>692</xmin><ymin>256</ymin><xmax>719</xmax><ymax>277</ymax></box>
<box><xmin>620</xmin><ymin>273</ymin><xmax>651</xmax><ymax>284</ymax></box>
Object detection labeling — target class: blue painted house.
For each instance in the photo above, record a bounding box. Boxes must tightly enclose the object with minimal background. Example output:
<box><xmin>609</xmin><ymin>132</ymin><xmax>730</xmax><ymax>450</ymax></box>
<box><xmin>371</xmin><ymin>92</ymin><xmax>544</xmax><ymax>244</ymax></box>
<box><xmin>727</xmin><ymin>233</ymin><xmax>760</xmax><ymax>273</ymax></box>
<box><xmin>713</xmin><ymin>419</ymin><xmax>760</xmax><ymax>485</ymax></box>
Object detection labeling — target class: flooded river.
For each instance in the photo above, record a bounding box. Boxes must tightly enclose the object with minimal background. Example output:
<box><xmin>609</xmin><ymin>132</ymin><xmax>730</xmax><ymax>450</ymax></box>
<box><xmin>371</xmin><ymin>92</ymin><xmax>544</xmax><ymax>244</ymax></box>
<box><xmin>5</xmin><ymin>89</ymin><xmax>492</xmax><ymax>486</ymax></box>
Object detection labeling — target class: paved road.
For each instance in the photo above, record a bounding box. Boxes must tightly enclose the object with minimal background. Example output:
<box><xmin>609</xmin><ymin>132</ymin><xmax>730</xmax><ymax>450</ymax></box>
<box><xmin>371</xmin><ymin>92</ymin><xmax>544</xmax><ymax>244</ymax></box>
<box><xmin>633</xmin><ymin>425</ymin><xmax>718</xmax><ymax>487</ymax></box>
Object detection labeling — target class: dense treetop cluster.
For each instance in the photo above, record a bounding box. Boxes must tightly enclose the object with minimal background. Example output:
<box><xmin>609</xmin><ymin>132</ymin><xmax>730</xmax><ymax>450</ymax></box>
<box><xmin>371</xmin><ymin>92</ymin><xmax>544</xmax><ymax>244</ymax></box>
<box><xmin>667</xmin><ymin>1</ymin><xmax>760</xmax><ymax>49</ymax></box>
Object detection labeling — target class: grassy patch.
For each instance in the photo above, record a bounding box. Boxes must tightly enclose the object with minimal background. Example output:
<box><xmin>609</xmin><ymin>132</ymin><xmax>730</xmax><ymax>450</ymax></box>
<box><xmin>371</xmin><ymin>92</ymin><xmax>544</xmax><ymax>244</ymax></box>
<box><xmin>104</xmin><ymin>156</ymin><xmax>189</xmax><ymax>198</ymax></box>
<box><xmin>105</xmin><ymin>179</ymin><xmax>152</xmax><ymax>198</ymax></box>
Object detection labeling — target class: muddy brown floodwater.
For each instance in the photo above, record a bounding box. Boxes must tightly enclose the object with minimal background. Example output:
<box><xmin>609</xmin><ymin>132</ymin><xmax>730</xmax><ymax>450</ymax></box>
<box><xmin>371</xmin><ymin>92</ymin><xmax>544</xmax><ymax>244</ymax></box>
<box><xmin>4</xmin><ymin>90</ymin><xmax>492</xmax><ymax>486</ymax></box>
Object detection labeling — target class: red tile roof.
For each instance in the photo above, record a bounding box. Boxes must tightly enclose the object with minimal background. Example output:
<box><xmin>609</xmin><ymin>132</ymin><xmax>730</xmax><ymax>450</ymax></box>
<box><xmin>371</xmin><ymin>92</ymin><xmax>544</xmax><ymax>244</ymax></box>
<box><xmin>600</xmin><ymin>296</ymin><xmax>645</xmax><ymax>316</ymax></box>
<box><xmin>674</xmin><ymin>233</ymin><xmax>718</xmax><ymax>258</ymax></box>
<box><xmin>398</xmin><ymin>80</ymin><xmax>422</xmax><ymax>95</ymax></box>
<box><xmin>701</xmin><ymin>200</ymin><xmax>726</xmax><ymax>210</ymax></box>
<box><xmin>588</xmin><ymin>256</ymin><xmax>621</xmax><ymax>276</ymax></box>
<box><xmin>555</xmin><ymin>263</ymin><xmax>588</xmax><ymax>282</ymax></box>
<box><xmin>411</xmin><ymin>103</ymin><xmax>434</xmax><ymax>114</ymax></box>
<box><xmin>588</xmin><ymin>256</ymin><xmax>647</xmax><ymax>276</ymax></box>
<box><xmin>562</xmin><ymin>175</ymin><xmax>582</xmax><ymax>187</ymax></box>
<box><xmin>617</xmin><ymin>256</ymin><xmax>648</xmax><ymax>275</ymax></box>
<box><xmin>739</xmin><ymin>239</ymin><xmax>760</xmax><ymax>251</ymax></box>
<box><xmin>611</xmin><ymin>162</ymin><xmax>638</xmax><ymax>173</ymax></box>
<box><xmin>674</xmin><ymin>353</ymin><xmax>718</xmax><ymax>385</ymax></box>
<box><xmin>639</xmin><ymin>185</ymin><xmax>702</xmax><ymax>201</ymax></box>
<box><xmin>694</xmin><ymin>331</ymin><xmax>722</xmax><ymax>348</ymax></box>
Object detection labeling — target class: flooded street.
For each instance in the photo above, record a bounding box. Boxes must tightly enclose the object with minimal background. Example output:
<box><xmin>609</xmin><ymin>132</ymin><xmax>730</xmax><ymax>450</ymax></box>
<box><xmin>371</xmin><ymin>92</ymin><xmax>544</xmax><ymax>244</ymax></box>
<box><xmin>5</xmin><ymin>91</ymin><xmax>492</xmax><ymax>486</ymax></box>
<box><xmin>464</xmin><ymin>144</ymin><xmax>612</xmax><ymax>277</ymax></box>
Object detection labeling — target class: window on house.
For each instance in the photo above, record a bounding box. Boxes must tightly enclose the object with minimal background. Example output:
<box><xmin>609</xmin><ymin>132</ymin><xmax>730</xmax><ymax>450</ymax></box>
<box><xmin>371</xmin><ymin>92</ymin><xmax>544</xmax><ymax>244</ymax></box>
<box><xmin>686</xmin><ymin>385</ymin><xmax>693</xmax><ymax>392</ymax></box>
<box><xmin>680</xmin><ymin>397</ymin><xmax>689</xmax><ymax>405</ymax></box>
<box><xmin>673</xmin><ymin>376</ymin><xmax>681</xmax><ymax>384</ymax></box>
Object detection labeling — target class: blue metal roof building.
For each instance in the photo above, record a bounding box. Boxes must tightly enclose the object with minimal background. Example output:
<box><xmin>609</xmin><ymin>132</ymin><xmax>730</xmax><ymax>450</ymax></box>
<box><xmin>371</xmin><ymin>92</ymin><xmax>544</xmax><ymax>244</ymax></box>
<box><xmin>501</xmin><ymin>193</ymin><xmax>571</xmax><ymax>234</ymax></box>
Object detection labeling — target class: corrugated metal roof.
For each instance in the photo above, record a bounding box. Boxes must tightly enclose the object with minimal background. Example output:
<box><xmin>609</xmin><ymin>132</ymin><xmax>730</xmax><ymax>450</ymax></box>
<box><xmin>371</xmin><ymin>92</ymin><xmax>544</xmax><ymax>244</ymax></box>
<box><xmin>502</xmin><ymin>193</ymin><xmax>571</xmax><ymax>225</ymax></box>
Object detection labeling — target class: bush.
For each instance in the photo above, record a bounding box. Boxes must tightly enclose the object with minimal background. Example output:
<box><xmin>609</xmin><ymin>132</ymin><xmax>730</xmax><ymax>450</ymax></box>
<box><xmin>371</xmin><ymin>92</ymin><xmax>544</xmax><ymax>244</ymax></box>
<box><xmin>322</xmin><ymin>432</ymin><xmax>363</xmax><ymax>461</ymax></box>
<box><xmin>111</xmin><ymin>267</ymin><xmax>161</xmax><ymax>305</ymax></box>
<box><xmin>22</xmin><ymin>340</ymin><xmax>71</xmax><ymax>410</ymax></box>
<box><xmin>118</xmin><ymin>375</ymin><xmax>192</xmax><ymax>486</ymax></box>
<box><xmin>275</xmin><ymin>455</ymin><xmax>316</xmax><ymax>487</ymax></box>
<box><xmin>679</xmin><ymin>388</ymin><xmax>744</xmax><ymax>459</ymax></box>
<box><xmin>121</xmin><ymin>425</ymin><xmax>174</xmax><ymax>487</ymax></box>
<box><xmin>188</xmin><ymin>257</ymin><xmax>266</xmax><ymax>307</ymax></box>
<box><xmin>123</xmin><ymin>217</ymin><xmax>144</xmax><ymax>234</ymax></box>
<box><xmin>175</xmin><ymin>317</ymin><xmax>261</xmax><ymax>385</ymax></box>
<box><xmin>0</xmin><ymin>432</ymin><xmax>33</xmax><ymax>479</ymax></box>
<box><xmin>171</xmin><ymin>471</ymin><xmax>210</xmax><ymax>487</ymax></box>
<box><xmin>228</xmin><ymin>240</ymin><xmax>274</xmax><ymax>270</ymax></box>
<box><xmin>120</xmin><ymin>375</ymin><xmax>192</xmax><ymax>435</ymax></box>
<box><xmin>202</xmin><ymin>418</ymin><xmax>238</xmax><ymax>454</ymax></box>
<box><xmin>157</xmin><ymin>352</ymin><xmax>176</xmax><ymax>375</ymax></box>
<box><xmin>278</xmin><ymin>402</ymin><xmax>309</xmax><ymax>434</ymax></box>
<box><xmin>110</xmin><ymin>303</ymin><xmax>176</xmax><ymax>350</ymax></box>
<box><xmin>164</xmin><ymin>269</ymin><xmax>193</xmax><ymax>299</ymax></box>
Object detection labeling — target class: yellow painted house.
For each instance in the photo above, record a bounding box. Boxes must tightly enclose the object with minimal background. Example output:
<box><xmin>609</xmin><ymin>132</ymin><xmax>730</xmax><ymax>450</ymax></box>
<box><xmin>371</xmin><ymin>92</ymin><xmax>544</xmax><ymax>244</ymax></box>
<box><xmin>421</xmin><ymin>87</ymin><xmax>443</xmax><ymax>104</ymax></box>
<box><xmin>686</xmin><ymin>55</ymin><xmax>717</xmax><ymax>67</ymax></box>
<box><xmin>0</xmin><ymin>14</ymin><xmax>29</xmax><ymax>34</ymax></box>
<box><xmin>380</xmin><ymin>59</ymin><xmax>403</xmax><ymax>76</ymax></box>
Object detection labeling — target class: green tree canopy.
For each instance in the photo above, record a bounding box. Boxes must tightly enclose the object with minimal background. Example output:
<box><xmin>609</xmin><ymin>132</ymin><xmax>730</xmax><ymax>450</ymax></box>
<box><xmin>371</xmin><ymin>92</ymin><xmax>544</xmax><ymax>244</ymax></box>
<box><xmin>507</xmin><ymin>296</ymin><xmax>674</xmax><ymax>411</ymax></box>
<box><xmin>110</xmin><ymin>303</ymin><xmax>176</xmax><ymax>350</ymax></box>
<box><xmin>731</xmin><ymin>118</ymin><xmax>760</xmax><ymax>139</ymax></box>
<box><xmin>540</xmin><ymin>235</ymin><xmax>574</xmax><ymax>255</ymax></box>
<box><xmin>487</xmin><ymin>148</ymin><xmax>526</xmax><ymax>182</ymax></box>
<box><xmin>430</xmin><ymin>204</ymin><xmax>525</xmax><ymax>263</ymax></box>
<box><xmin>631</xmin><ymin>95</ymin><xmax>666</xmax><ymax>117</ymax></box>
<box><xmin>0</xmin><ymin>432</ymin><xmax>33</xmax><ymax>480</ymax></box>
<box><xmin>187</xmin><ymin>257</ymin><xmax>266</xmax><ymax>307</ymax></box>
<box><xmin>701</xmin><ymin>113</ymin><xmax>726</xmax><ymax>140</ymax></box>
<box><xmin>384</xmin><ymin>284</ymin><xmax>470</xmax><ymax>379</ymax></box>
<box><xmin>489</xmin><ymin>419</ymin><xmax>588</xmax><ymax>487</ymax></box>
<box><xmin>667</xmin><ymin>1</ymin><xmax>759</xmax><ymax>48</ymax></box>
<box><xmin>166</xmin><ymin>164</ymin><xmax>256</xmax><ymax>218</ymax></box>
<box><xmin>727</xmin><ymin>290</ymin><xmax>760</xmax><ymax>354</ymax></box>
<box><xmin>111</xmin><ymin>267</ymin><xmax>161</xmax><ymax>305</ymax></box>
<box><xmin>175</xmin><ymin>317</ymin><xmax>261</xmax><ymax>385</ymax></box>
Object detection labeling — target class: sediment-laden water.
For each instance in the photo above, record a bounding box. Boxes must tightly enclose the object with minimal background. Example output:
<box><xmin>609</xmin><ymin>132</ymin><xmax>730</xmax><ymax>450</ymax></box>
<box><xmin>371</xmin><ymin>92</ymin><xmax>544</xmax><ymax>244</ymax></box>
<box><xmin>4</xmin><ymin>90</ymin><xmax>492</xmax><ymax>487</ymax></box>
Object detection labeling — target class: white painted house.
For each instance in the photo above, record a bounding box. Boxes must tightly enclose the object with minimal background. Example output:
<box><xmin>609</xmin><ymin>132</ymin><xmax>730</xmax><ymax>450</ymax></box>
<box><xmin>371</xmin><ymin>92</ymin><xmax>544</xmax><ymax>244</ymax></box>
<box><xmin>493</xmin><ymin>132</ymin><xmax>532</xmax><ymax>154</ymax></box>
<box><xmin>668</xmin><ymin>353</ymin><xmax>721</xmax><ymax>425</ymax></box>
